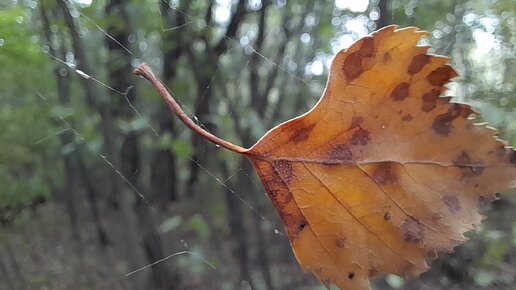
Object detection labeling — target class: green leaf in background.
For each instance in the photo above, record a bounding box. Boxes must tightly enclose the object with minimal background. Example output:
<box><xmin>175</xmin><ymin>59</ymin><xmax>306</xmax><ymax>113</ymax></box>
<box><xmin>171</xmin><ymin>138</ymin><xmax>194</xmax><ymax>158</ymax></box>
<box><xmin>159</xmin><ymin>215</ymin><xmax>183</xmax><ymax>233</ymax></box>
<box><xmin>385</xmin><ymin>274</ymin><xmax>405</xmax><ymax>289</ymax></box>
<box><xmin>188</xmin><ymin>214</ymin><xmax>210</xmax><ymax>240</ymax></box>
<box><xmin>474</xmin><ymin>271</ymin><xmax>495</xmax><ymax>287</ymax></box>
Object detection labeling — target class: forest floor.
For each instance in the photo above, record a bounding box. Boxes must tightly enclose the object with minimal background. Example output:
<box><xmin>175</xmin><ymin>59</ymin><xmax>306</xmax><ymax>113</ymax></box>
<box><xmin>1</xmin><ymin>198</ymin><xmax>515</xmax><ymax>290</ymax></box>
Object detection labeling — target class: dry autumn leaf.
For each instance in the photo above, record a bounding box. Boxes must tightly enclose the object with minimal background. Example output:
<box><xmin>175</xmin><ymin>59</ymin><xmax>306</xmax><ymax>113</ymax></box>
<box><xmin>135</xmin><ymin>25</ymin><xmax>516</xmax><ymax>290</ymax></box>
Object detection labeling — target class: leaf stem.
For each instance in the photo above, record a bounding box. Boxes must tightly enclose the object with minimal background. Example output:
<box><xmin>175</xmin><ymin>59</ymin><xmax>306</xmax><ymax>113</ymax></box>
<box><xmin>134</xmin><ymin>63</ymin><xmax>248</xmax><ymax>154</ymax></box>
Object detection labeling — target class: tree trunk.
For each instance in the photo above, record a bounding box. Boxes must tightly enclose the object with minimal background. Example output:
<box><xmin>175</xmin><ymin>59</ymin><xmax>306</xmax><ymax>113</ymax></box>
<box><xmin>186</xmin><ymin>0</ymin><xmax>248</xmax><ymax>198</ymax></box>
<box><xmin>105</xmin><ymin>1</ymin><xmax>178</xmax><ymax>289</ymax></box>
<box><xmin>241</xmin><ymin>162</ymin><xmax>275</xmax><ymax>290</ymax></box>
<box><xmin>377</xmin><ymin>0</ymin><xmax>392</xmax><ymax>29</ymax></box>
<box><xmin>58</xmin><ymin>1</ymin><xmax>145</xmax><ymax>289</ymax></box>
<box><xmin>149</xmin><ymin>0</ymin><xmax>184</xmax><ymax>206</ymax></box>
<box><xmin>40</xmin><ymin>0</ymin><xmax>81</xmax><ymax>245</ymax></box>
<box><xmin>57</xmin><ymin>0</ymin><xmax>120</xmax><ymax>209</ymax></box>
<box><xmin>221</xmin><ymin>164</ymin><xmax>255</xmax><ymax>289</ymax></box>
<box><xmin>76</xmin><ymin>155</ymin><xmax>109</xmax><ymax>247</ymax></box>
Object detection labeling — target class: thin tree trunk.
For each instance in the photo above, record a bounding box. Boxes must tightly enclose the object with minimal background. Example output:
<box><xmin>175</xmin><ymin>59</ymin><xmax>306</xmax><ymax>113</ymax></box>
<box><xmin>221</xmin><ymin>164</ymin><xmax>255</xmax><ymax>290</ymax></box>
<box><xmin>150</xmin><ymin>0</ymin><xmax>184</xmax><ymax>206</ymax></box>
<box><xmin>57</xmin><ymin>0</ymin><xmax>120</xmax><ymax>208</ymax></box>
<box><xmin>377</xmin><ymin>0</ymin><xmax>392</xmax><ymax>29</ymax></box>
<box><xmin>242</xmin><ymin>163</ymin><xmax>275</xmax><ymax>290</ymax></box>
<box><xmin>246</xmin><ymin>3</ymin><xmax>276</xmax><ymax>288</ymax></box>
<box><xmin>239</xmin><ymin>165</ymin><xmax>275</xmax><ymax>290</ymax></box>
<box><xmin>77</xmin><ymin>155</ymin><xmax>109</xmax><ymax>247</ymax></box>
<box><xmin>186</xmin><ymin>0</ymin><xmax>248</xmax><ymax>198</ymax></box>
<box><xmin>58</xmin><ymin>1</ymin><xmax>145</xmax><ymax>289</ymax></box>
<box><xmin>105</xmin><ymin>1</ymin><xmax>178</xmax><ymax>289</ymax></box>
<box><xmin>40</xmin><ymin>0</ymin><xmax>81</xmax><ymax>245</ymax></box>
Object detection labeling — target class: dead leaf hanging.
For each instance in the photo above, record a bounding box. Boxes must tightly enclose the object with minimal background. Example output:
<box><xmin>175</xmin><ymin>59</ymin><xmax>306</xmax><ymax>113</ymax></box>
<box><xmin>135</xmin><ymin>25</ymin><xmax>516</xmax><ymax>290</ymax></box>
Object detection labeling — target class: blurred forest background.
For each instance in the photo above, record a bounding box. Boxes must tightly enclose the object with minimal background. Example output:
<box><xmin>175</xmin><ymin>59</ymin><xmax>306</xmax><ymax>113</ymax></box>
<box><xmin>1</xmin><ymin>0</ymin><xmax>515</xmax><ymax>289</ymax></box>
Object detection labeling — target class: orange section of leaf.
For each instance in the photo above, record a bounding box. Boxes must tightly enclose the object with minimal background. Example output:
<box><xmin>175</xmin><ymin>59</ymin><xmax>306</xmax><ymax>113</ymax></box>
<box><xmin>245</xmin><ymin>26</ymin><xmax>516</xmax><ymax>290</ymax></box>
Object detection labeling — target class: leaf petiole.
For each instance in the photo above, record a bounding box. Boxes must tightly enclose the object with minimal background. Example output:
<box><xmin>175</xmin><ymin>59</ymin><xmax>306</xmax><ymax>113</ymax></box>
<box><xmin>134</xmin><ymin>63</ymin><xmax>248</xmax><ymax>154</ymax></box>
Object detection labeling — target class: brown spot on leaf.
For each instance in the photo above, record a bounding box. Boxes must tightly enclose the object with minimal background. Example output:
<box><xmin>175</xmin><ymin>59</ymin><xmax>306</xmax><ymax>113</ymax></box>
<box><xmin>432</xmin><ymin>104</ymin><xmax>468</xmax><ymax>136</ymax></box>
<box><xmin>443</xmin><ymin>195</ymin><xmax>461</xmax><ymax>214</ymax></box>
<box><xmin>432</xmin><ymin>114</ymin><xmax>454</xmax><ymax>136</ymax></box>
<box><xmin>255</xmin><ymin>162</ymin><xmax>302</xmax><ymax>238</ymax></box>
<box><xmin>350</xmin><ymin>127</ymin><xmax>370</xmax><ymax>146</ymax></box>
<box><xmin>384</xmin><ymin>212</ymin><xmax>392</xmax><ymax>220</ymax></box>
<box><xmin>335</xmin><ymin>237</ymin><xmax>346</xmax><ymax>248</ymax></box>
<box><xmin>360</xmin><ymin>37</ymin><xmax>375</xmax><ymax>58</ymax></box>
<box><xmin>408</xmin><ymin>54</ymin><xmax>431</xmax><ymax>74</ymax></box>
<box><xmin>382</xmin><ymin>52</ymin><xmax>392</xmax><ymax>63</ymax></box>
<box><xmin>372</xmin><ymin>163</ymin><xmax>398</xmax><ymax>185</ymax></box>
<box><xmin>390</xmin><ymin>82</ymin><xmax>410</xmax><ymax>101</ymax></box>
<box><xmin>402</xmin><ymin>114</ymin><xmax>413</xmax><ymax>122</ymax></box>
<box><xmin>454</xmin><ymin>151</ymin><xmax>471</xmax><ymax>165</ymax></box>
<box><xmin>421</xmin><ymin>89</ymin><xmax>441</xmax><ymax>112</ymax></box>
<box><xmin>455</xmin><ymin>104</ymin><xmax>475</xmax><ymax>118</ymax></box>
<box><xmin>272</xmin><ymin>160</ymin><xmax>294</xmax><ymax>185</ymax></box>
<box><xmin>290</xmin><ymin>124</ymin><xmax>315</xmax><ymax>144</ymax></box>
<box><xmin>328</xmin><ymin>144</ymin><xmax>353</xmax><ymax>161</ymax></box>
<box><xmin>453</xmin><ymin>151</ymin><xmax>485</xmax><ymax>179</ymax></box>
<box><xmin>426</xmin><ymin>66</ymin><xmax>456</xmax><ymax>86</ymax></box>
<box><xmin>343</xmin><ymin>52</ymin><xmax>363</xmax><ymax>82</ymax></box>
<box><xmin>464</xmin><ymin>165</ymin><xmax>484</xmax><ymax>178</ymax></box>
<box><xmin>268</xmin><ymin>189</ymin><xmax>278</xmax><ymax>198</ymax></box>
<box><xmin>348</xmin><ymin>272</ymin><xmax>355</xmax><ymax>280</ymax></box>
<box><xmin>402</xmin><ymin>217</ymin><xmax>424</xmax><ymax>244</ymax></box>
<box><xmin>343</xmin><ymin>38</ymin><xmax>375</xmax><ymax>81</ymax></box>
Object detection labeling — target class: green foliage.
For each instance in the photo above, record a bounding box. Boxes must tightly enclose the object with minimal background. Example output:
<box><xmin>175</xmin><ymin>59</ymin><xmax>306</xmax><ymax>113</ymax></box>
<box><xmin>0</xmin><ymin>8</ymin><xmax>51</xmax><ymax>96</ymax></box>
<box><xmin>0</xmin><ymin>98</ymin><xmax>53</xmax><ymax>222</ymax></box>
<box><xmin>0</xmin><ymin>8</ymin><xmax>56</xmax><ymax>223</ymax></box>
<box><xmin>187</xmin><ymin>214</ymin><xmax>211</xmax><ymax>240</ymax></box>
<box><xmin>159</xmin><ymin>215</ymin><xmax>183</xmax><ymax>233</ymax></box>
